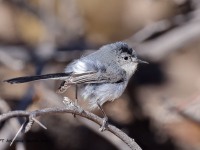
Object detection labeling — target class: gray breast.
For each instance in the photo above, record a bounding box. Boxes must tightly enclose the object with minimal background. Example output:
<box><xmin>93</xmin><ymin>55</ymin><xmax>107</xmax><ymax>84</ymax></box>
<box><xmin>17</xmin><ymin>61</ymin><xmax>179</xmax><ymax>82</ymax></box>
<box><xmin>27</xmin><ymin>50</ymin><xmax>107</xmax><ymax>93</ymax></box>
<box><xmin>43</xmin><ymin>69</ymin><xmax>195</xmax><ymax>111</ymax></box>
<box><xmin>65</xmin><ymin>50</ymin><xmax>127</xmax><ymax>109</ymax></box>
<box><xmin>79</xmin><ymin>81</ymin><xmax>127</xmax><ymax>109</ymax></box>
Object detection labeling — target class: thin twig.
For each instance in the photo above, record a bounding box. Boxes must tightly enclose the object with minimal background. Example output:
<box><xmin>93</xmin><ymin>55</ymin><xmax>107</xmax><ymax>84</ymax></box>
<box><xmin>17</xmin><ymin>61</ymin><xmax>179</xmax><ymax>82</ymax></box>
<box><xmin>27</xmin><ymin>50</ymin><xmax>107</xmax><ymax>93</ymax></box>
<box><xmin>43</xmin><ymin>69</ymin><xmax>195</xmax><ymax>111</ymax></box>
<box><xmin>36</xmin><ymin>86</ymin><xmax>131</xmax><ymax>149</ymax></box>
<box><xmin>10</xmin><ymin>122</ymin><xmax>26</xmax><ymax>146</ymax></box>
<box><xmin>32</xmin><ymin>117</ymin><xmax>47</xmax><ymax>130</ymax></box>
<box><xmin>168</xmin><ymin>95</ymin><xmax>200</xmax><ymax>125</ymax></box>
<box><xmin>0</xmin><ymin>98</ymin><xmax>26</xmax><ymax>150</ymax></box>
<box><xmin>79</xmin><ymin>117</ymin><xmax>131</xmax><ymax>150</ymax></box>
<box><xmin>135</xmin><ymin>20</ymin><xmax>200</xmax><ymax>61</ymax></box>
<box><xmin>0</xmin><ymin>105</ymin><xmax>142</xmax><ymax>150</ymax></box>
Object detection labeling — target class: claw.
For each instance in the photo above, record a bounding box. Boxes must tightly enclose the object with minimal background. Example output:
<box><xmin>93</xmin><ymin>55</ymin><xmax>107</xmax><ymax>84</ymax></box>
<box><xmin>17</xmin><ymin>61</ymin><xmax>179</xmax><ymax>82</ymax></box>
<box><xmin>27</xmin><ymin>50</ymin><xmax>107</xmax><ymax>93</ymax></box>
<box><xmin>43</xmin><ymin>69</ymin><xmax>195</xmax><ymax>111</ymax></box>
<box><xmin>96</xmin><ymin>101</ymin><xmax>108</xmax><ymax>132</ymax></box>
<box><xmin>99</xmin><ymin>116</ymin><xmax>108</xmax><ymax>132</ymax></box>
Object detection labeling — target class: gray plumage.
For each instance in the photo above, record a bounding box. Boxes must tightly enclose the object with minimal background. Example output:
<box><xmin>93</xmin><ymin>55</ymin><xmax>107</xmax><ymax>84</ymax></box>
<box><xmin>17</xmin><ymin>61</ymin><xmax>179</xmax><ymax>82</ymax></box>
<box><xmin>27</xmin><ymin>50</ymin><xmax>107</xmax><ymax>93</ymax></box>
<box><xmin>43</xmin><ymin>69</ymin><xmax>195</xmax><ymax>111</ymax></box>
<box><xmin>4</xmin><ymin>41</ymin><xmax>147</xmax><ymax>130</ymax></box>
<box><xmin>65</xmin><ymin>42</ymin><xmax>139</xmax><ymax>109</ymax></box>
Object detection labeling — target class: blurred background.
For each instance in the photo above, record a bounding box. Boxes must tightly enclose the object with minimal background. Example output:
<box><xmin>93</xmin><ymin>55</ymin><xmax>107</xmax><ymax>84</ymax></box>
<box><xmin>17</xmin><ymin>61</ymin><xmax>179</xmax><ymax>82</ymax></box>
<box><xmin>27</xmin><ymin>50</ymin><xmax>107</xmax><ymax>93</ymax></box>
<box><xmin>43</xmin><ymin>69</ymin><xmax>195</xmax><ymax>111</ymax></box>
<box><xmin>0</xmin><ymin>0</ymin><xmax>200</xmax><ymax>150</ymax></box>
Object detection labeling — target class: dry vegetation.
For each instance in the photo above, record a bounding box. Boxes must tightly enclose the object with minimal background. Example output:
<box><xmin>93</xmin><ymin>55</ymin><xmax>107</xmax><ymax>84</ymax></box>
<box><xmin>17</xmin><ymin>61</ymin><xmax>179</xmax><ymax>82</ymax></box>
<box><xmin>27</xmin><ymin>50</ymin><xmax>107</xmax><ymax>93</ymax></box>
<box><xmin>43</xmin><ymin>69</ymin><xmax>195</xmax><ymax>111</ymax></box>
<box><xmin>0</xmin><ymin>0</ymin><xmax>200</xmax><ymax>150</ymax></box>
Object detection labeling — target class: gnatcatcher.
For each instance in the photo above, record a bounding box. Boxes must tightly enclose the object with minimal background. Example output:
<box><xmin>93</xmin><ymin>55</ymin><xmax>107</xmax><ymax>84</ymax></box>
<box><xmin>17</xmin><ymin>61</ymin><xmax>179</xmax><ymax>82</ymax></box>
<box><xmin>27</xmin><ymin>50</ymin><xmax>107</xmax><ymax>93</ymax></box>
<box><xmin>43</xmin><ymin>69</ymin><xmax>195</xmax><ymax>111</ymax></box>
<box><xmin>4</xmin><ymin>42</ymin><xmax>148</xmax><ymax>131</ymax></box>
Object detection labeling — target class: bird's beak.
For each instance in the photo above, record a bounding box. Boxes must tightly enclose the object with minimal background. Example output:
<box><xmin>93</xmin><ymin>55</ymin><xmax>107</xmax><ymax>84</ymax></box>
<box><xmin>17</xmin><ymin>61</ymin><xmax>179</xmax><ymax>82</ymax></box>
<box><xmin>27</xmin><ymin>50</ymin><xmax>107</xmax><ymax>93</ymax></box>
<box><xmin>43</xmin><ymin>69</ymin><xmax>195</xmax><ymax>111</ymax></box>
<box><xmin>136</xmin><ymin>58</ymin><xmax>148</xmax><ymax>64</ymax></box>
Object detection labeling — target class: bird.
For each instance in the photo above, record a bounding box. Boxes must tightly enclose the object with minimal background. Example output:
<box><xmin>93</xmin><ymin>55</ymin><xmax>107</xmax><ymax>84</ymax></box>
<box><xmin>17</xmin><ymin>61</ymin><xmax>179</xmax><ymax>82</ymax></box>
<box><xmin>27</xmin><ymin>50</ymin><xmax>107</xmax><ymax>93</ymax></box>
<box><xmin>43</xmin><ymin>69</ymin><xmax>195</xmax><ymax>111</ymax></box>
<box><xmin>4</xmin><ymin>41</ymin><xmax>148</xmax><ymax>131</ymax></box>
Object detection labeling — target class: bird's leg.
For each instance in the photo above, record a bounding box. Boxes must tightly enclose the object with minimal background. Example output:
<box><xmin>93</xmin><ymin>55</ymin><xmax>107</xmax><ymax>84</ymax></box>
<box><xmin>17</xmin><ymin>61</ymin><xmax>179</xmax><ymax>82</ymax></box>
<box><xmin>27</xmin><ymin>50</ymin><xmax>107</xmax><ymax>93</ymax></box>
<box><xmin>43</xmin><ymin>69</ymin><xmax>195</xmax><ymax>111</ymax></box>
<box><xmin>75</xmin><ymin>84</ymin><xmax>78</xmax><ymax>106</ymax></box>
<box><xmin>73</xmin><ymin>85</ymin><xmax>78</xmax><ymax>117</ymax></box>
<box><xmin>74</xmin><ymin>85</ymin><xmax>84</xmax><ymax>116</ymax></box>
<box><xmin>59</xmin><ymin>82</ymin><xmax>84</xmax><ymax>117</ymax></box>
<box><xmin>97</xmin><ymin>101</ymin><xmax>108</xmax><ymax>132</ymax></box>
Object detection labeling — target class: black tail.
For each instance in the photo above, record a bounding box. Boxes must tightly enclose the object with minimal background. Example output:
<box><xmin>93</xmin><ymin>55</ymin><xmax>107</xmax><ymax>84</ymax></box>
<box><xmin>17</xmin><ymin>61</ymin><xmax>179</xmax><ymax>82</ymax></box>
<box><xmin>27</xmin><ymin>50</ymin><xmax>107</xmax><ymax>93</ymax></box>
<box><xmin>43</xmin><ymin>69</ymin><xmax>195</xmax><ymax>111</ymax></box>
<box><xmin>4</xmin><ymin>73</ymin><xmax>72</xmax><ymax>84</ymax></box>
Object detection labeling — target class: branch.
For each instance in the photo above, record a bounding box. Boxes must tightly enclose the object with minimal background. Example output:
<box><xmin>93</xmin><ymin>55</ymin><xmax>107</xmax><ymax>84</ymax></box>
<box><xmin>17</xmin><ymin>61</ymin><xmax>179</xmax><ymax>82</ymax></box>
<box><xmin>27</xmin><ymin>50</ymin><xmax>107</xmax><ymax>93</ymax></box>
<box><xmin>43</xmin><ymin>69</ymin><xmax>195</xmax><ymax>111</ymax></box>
<box><xmin>168</xmin><ymin>94</ymin><xmax>200</xmax><ymax>125</ymax></box>
<box><xmin>135</xmin><ymin>20</ymin><xmax>200</xmax><ymax>61</ymax></box>
<box><xmin>0</xmin><ymin>98</ymin><xmax>26</xmax><ymax>150</ymax></box>
<box><xmin>0</xmin><ymin>104</ymin><xmax>142</xmax><ymax>150</ymax></box>
<box><xmin>126</xmin><ymin>0</ymin><xmax>200</xmax><ymax>62</ymax></box>
<box><xmin>36</xmin><ymin>85</ymin><xmax>132</xmax><ymax>150</ymax></box>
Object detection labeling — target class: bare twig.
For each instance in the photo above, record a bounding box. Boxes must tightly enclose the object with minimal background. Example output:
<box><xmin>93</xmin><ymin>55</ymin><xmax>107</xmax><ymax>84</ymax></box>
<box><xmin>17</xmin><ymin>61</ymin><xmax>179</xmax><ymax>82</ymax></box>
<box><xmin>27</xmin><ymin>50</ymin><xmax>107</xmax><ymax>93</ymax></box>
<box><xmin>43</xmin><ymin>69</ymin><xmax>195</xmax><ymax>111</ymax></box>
<box><xmin>0</xmin><ymin>99</ymin><xmax>26</xmax><ymax>150</ymax></box>
<box><xmin>168</xmin><ymin>95</ymin><xmax>200</xmax><ymax>125</ymax></box>
<box><xmin>79</xmin><ymin>117</ymin><xmax>131</xmax><ymax>150</ymax></box>
<box><xmin>10</xmin><ymin>112</ymin><xmax>47</xmax><ymax>146</ymax></box>
<box><xmin>133</xmin><ymin>19</ymin><xmax>200</xmax><ymax>61</ymax></box>
<box><xmin>36</xmin><ymin>85</ymin><xmax>131</xmax><ymax>149</ymax></box>
<box><xmin>0</xmin><ymin>105</ymin><xmax>142</xmax><ymax>150</ymax></box>
<box><xmin>10</xmin><ymin>121</ymin><xmax>26</xmax><ymax>146</ymax></box>
<box><xmin>127</xmin><ymin>20</ymin><xmax>172</xmax><ymax>44</ymax></box>
<box><xmin>125</xmin><ymin>0</ymin><xmax>200</xmax><ymax>61</ymax></box>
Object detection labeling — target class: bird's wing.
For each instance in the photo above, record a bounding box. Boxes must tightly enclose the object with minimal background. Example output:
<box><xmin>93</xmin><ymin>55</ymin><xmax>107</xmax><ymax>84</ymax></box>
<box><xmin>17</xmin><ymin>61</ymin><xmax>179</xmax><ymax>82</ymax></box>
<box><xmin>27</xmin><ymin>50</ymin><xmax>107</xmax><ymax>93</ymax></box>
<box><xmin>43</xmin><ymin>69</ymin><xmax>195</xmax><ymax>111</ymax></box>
<box><xmin>57</xmin><ymin>71</ymin><xmax>125</xmax><ymax>93</ymax></box>
<box><xmin>70</xmin><ymin>71</ymin><xmax>125</xmax><ymax>84</ymax></box>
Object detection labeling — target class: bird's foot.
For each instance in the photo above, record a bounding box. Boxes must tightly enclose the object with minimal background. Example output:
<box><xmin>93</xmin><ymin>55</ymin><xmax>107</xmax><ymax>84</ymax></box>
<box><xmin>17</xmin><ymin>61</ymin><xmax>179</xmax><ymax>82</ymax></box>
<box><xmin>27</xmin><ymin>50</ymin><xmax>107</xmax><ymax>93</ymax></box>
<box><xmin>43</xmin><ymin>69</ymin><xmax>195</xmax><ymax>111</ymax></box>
<box><xmin>99</xmin><ymin>116</ymin><xmax>108</xmax><ymax>132</ymax></box>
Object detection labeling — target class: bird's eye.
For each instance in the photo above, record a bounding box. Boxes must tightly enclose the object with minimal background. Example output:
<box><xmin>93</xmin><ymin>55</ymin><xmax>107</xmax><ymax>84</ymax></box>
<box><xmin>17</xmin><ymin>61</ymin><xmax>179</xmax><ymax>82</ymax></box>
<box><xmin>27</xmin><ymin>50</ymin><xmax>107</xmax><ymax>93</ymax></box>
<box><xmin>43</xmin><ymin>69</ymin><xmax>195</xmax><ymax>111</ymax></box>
<box><xmin>124</xmin><ymin>56</ymin><xmax>128</xmax><ymax>60</ymax></box>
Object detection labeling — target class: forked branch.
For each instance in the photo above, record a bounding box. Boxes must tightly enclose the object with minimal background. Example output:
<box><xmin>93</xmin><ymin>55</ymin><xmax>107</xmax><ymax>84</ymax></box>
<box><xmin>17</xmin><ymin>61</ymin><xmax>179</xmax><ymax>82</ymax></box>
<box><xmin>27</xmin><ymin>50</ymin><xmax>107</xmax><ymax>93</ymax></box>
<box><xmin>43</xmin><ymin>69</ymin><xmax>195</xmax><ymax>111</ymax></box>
<box><xmin>0</xmin><ymin>102</ymin><xmax>142</xmax><ymax>150</ymax></box>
